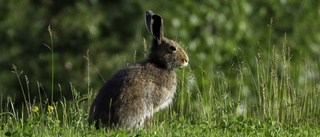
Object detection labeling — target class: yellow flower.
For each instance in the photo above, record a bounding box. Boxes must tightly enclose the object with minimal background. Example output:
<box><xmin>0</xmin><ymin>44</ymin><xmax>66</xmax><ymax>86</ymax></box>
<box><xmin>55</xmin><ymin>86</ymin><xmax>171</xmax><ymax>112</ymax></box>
<box><xmin>48</xmin><ymin>105</ymin><xmax>54</xmax><ymax>113</ymax></box>
<box><xmin>32</xmin><ymin>106</ymin><xmax>39</xmax><ymax>112</ymax></box>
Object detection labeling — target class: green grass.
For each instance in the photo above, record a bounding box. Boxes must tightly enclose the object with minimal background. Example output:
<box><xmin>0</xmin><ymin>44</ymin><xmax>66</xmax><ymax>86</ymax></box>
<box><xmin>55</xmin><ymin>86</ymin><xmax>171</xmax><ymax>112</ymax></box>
<box><xmin>1</xmin><ymin>106</ymin><xmax>320</xmax><ymax>136</ymax></box>
<box><xmin>1</xmin><ymin>29</ymin><xmax>320</xmax><ymax>136</ymax></box>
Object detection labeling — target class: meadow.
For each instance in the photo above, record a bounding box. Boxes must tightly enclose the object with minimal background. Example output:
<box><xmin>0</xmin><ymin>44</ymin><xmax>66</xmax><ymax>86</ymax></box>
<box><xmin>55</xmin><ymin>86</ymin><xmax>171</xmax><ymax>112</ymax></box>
<box><xmin>1</xmin><ymin>1</ymin><xmax>320</xmax><ymax>136</ymax></box>
<box><xmin>1</xmin><ymin>27</ymin><xmax>320</xmax><ymax>136</ymax></box>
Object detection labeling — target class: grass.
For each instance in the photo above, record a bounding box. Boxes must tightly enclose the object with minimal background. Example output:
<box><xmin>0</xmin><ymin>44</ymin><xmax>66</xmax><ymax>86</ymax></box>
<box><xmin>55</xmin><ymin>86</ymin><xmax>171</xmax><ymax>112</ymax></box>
<box><xmin>1</xmin><ymin>27</ymin><xmax>320</xmax><ymax>136</ymax></box>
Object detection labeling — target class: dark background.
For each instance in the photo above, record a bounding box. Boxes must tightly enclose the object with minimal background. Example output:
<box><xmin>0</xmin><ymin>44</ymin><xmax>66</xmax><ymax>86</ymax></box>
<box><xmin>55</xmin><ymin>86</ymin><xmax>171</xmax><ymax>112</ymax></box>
<box><xmin>1</xmin><ymin>0</ymin><xmax>319</xmax><ymax>108</ymax></box>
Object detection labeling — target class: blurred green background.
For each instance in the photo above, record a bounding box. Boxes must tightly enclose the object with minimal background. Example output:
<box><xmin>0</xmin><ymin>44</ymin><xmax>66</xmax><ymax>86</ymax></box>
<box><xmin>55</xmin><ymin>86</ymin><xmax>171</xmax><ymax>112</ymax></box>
<box><xmin>0</xmin><ymin>0</ymin><xmax>319</xmax><ymax>107</ymax></box>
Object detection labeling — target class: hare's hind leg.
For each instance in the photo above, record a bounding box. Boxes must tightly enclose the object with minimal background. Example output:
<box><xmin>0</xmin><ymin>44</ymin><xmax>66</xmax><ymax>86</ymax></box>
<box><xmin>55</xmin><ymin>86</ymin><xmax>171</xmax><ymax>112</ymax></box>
<box><xmin>119</xmin><ymin>114</ymin><xmax>146</xmax><ymax>129</ymax></box>
<box><xmin>117</xmin><ymin>108</ymin><xmax>147</xmax><ymax>129</ymax></box>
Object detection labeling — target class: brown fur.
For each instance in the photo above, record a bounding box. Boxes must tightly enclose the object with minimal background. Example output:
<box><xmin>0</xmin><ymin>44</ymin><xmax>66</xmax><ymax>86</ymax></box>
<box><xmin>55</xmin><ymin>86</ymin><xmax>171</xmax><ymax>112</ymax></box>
<box><xmin>88</xmin><ymin>10</ymin><xmax>189</xmax><ymax>129</ymax></box>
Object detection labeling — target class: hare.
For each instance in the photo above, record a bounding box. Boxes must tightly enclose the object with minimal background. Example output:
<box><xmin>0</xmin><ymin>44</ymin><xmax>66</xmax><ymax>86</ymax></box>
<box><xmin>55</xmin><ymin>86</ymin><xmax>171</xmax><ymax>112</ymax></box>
<box><xmin>88</xmin><ymin>10</ymin><xmax>189</xmax><ymax>129</ymax></box>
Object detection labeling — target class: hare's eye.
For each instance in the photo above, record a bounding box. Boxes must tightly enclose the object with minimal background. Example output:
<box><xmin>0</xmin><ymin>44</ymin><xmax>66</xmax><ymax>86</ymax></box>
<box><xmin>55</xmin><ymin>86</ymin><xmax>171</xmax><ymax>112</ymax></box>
<box><xmin>169</xmin><ymin>46</ymin><xmax>176</xmax><ymax>52</ymax></box>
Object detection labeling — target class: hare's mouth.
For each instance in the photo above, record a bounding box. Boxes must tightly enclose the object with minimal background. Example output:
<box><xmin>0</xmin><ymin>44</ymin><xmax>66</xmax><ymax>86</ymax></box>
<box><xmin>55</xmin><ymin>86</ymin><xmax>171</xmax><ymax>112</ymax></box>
<box><xmin>182</xmin><ymin>62</ymin><xmax>188</xmax><ymax>67</ymax></box>
<box><xmin>169</xmin><ymin>60</ymin><xmax>188</xmax><ymax>69</ymax></box>
<box><xmin>179</xmin><ymin>62</ymin><xmax>188</xmax><ymax>69</ymax></box>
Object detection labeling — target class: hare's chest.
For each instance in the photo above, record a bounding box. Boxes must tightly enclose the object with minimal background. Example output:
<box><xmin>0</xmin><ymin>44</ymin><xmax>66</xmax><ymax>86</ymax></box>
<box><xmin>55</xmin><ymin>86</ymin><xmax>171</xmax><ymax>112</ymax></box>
<box><xmin>141</xmin><ymin>65</ymin><xmax>177</xmax><ymax>111</ymax></box>
<box><xmin>152</xmin><ymin>74</ymin><xmax>177</xmax><ymax>111</ymax></box>
<box><xmin>155</xmin><ymin>84</ymin><xmax>176</xmax><ymax>111</ymax></box>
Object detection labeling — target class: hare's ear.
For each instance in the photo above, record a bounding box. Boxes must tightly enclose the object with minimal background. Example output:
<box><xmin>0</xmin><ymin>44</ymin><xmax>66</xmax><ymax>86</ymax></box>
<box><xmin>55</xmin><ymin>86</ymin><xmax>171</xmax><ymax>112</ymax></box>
<box><xmin>145</xmin><ymin>10</ymin><xmax>154</xmax><ymax>35</ymax></box>
<box><xmin>145</xmin><ymin>10</ymin><xmax>163</xmax><ymax>44</ymax></box>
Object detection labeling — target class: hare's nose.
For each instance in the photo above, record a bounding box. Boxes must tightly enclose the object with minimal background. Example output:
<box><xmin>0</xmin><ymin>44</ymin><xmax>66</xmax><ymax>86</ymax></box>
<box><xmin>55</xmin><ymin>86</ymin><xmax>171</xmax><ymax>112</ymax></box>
<box><xmin>183</xmin><ymin>59</ymin><xmax>188</xmax><ymax>67</ymax></box>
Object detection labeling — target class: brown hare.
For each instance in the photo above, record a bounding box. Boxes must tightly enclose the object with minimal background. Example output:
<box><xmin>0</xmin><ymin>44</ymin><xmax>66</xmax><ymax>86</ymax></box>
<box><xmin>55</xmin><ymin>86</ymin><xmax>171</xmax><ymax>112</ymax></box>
<box><xmin>88</xmin><ymin>10</ymin><xmax>189</xmax><ymax>129</ymax></box>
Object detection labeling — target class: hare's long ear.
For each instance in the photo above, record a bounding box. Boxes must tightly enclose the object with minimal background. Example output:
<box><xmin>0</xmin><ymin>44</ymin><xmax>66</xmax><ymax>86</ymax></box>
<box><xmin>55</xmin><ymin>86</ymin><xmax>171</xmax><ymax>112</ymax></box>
<box><xmin>145</xmin><ymin>10</ymin><xmax>154</xmax><ymax>35</ymax></box>
<box><xmin>145</xmin><ymin>10</ymin><xmax>163</xmax><ymax>44</ymax></box>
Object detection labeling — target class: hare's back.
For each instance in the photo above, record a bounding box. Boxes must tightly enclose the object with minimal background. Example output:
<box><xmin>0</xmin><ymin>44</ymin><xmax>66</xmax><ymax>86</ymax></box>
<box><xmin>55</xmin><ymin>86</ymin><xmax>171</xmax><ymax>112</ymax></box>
<box><xmin>93</xmin><ymin>63</ymin><xmax>148</xmax><ymax>107</ymax></box>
